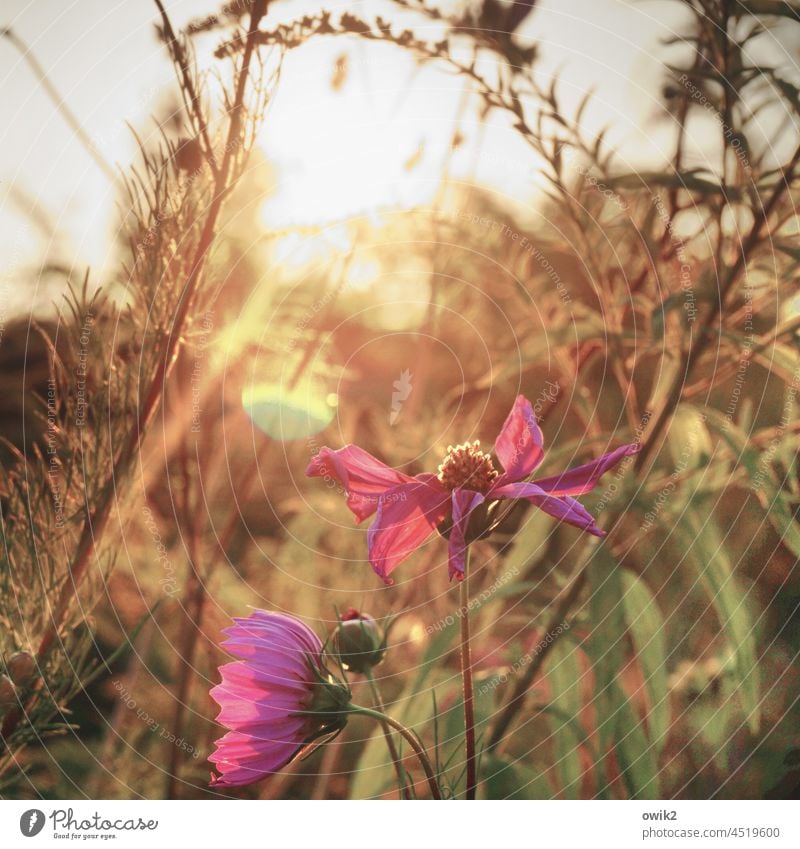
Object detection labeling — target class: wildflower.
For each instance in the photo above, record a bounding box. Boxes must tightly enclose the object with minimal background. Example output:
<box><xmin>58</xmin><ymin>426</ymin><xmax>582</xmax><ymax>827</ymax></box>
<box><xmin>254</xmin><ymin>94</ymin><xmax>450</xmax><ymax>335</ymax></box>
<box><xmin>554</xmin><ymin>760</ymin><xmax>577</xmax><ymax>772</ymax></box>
<box><xmin>331</xmin><ymin>609</ymin><xmax>386</xmax><ymax>673</ymax></box>
<box><xmin>306</xmin><ymin>394</ymin><xmax>638</xmax><ymax>583</ymax></box>
<box><xmin>209</xmin><ymin>610</ymin><xmax>351</xmax><ymax>788</ymax></box>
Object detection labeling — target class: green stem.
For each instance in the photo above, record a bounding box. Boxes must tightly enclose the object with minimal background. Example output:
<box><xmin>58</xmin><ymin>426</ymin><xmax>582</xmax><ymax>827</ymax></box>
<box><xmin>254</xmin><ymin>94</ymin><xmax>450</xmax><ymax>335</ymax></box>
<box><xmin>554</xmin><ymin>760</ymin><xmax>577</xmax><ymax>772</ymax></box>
<box><xmin>459</xmin><ymin>554</ymin><xmax>477</xmax><ymax>800</ymax></box>
<box><xmin>364</xmin><ymin>670</ymin><xmax>410</xmax><ymax>800</ymax></box>
<box><xmin>349</xmin><ymin>705</ymin><xmax>441</xmax><ymax>800</ymax></box>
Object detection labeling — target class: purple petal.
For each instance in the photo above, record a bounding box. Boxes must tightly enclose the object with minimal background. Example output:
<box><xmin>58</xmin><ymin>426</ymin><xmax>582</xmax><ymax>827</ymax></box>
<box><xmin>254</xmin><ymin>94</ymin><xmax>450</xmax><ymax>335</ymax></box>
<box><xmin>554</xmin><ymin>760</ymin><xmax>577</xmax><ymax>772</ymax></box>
<box><xmin>220</xmin><ymin>639</ymin><xmax>315</xmax><ymax>677</ymax></box>
<box><xmin>209</xmin><ymin>730</ymin><xmax>302</xmax><ymax>786</ymax></box>
<box><xmin>305</xmin><ymin>444</ymin><xmax>413</xmax><ymax>522</ymax></box>
<box><xmin>213</xmin><ymin>689</ymin><xmax>309</xmax><ymax>733</ymax></box>
<box><xmin>493</xmin><ymin>395</ymin><xmax>545</xmax><ymax>482</ymax></box>
<box><xmin>208</xmin><ymin>610</ymin><xmax>332</xmax><ymax>789</ymax></box>
<box><xmin>367</xmin><ymin>475</ymin><xmax>450</xmax><ymax>584</ymax></box>
<box><xmin>447</xmin><ymin>489</ymin><xmax>485</xmax><ymax>581</ymax></box>
<box><xmin>532</xmin><ymin>443</ymin><xmax>640</xmax><ymax>496</ymax></box>
<box><xmin>243</xmin><ymin>609</ymin><xmax>322</xmax><ymax>646</ymax></box>
<box><xmin>212</xmin><ymin>662</ymin><xmax>310</xmax><ymax>709</ymax></box>
<box><xmin>491</xmin><ymin>482</ymin><xmax>605</xmax><ymax>536</ymax></box>
<box><xmin>223</xmin><ymin>610</ymin><xmax>323</xmax><ymax>658</ymax></box>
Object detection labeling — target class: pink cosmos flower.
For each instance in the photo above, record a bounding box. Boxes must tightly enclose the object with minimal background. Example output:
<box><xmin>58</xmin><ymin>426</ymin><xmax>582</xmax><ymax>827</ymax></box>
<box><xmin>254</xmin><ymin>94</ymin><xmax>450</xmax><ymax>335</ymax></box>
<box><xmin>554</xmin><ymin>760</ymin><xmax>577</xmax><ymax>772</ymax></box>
<box><xmin>209</xmin><ymin>610</ymin><xmax>350</xmax><ymax>788</ymax></box>
<box><xmin>306</xmin><ymin>395</ymin><xmax>638</xmax><ymax>584</ymax></box>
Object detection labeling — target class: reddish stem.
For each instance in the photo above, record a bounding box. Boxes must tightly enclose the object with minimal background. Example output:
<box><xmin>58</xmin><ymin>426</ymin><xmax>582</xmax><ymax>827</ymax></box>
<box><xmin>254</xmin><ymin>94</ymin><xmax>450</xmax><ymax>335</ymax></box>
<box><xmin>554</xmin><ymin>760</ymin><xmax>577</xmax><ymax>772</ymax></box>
<box><xmin>460</xmin><ymin>558</ymin><xmax>477</xmax><ymax>800</ymax></box>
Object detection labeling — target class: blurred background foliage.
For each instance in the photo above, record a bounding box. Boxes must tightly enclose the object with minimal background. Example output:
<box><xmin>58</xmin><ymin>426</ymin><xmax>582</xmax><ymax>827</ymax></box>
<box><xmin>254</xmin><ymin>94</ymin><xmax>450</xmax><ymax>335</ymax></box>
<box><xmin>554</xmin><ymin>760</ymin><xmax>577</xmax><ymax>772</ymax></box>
<box><xmin>1</xmin><ymin>0</ymin><xmax>799</xmax><ymax>799</ymax></box>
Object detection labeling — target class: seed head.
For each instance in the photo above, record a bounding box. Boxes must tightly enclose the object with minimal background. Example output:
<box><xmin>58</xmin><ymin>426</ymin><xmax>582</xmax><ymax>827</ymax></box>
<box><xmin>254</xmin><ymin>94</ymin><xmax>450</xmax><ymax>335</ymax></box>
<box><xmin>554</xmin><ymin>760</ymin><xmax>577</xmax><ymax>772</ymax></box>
<box><xmin>437</xmin><ymin>440</ymin><xmax>498</xmax><ymax>493</ymax></box>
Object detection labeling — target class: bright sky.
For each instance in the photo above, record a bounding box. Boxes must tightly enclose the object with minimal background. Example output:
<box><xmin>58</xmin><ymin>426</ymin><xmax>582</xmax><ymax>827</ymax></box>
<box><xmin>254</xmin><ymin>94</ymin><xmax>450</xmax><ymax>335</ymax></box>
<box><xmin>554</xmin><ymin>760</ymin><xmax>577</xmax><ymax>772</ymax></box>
<box><xmin>2</xmin><ymin>0</ymin><xmax>779</xmax><ymax>313</ymax></box>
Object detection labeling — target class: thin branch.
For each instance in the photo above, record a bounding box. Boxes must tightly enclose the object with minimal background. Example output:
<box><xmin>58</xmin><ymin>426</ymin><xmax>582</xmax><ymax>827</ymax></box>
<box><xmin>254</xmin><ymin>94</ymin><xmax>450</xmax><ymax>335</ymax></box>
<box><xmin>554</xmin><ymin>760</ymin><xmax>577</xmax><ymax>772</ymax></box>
<box><xmin>1</xmin><ymin>28</ymin><xmax>119</xmax><ymax>186</ymax></box>
<box><xmin>153</xmin><ymin>0</ymin><xmax>220</xmax><ymax>178</ymax></box>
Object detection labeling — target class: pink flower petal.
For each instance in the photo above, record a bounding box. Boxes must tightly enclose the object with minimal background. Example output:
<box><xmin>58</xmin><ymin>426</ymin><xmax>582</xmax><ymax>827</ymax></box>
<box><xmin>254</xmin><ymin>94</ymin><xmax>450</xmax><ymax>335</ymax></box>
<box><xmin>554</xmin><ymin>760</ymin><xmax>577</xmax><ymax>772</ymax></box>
<box><xmin>367</xmin><ymin>474</ymin><xmax>450</xmax><ymax>583</ymax></box>
<box><xmin>491</xmin><ymin>482</ymin><xmax>605</xmax><ymax>536</ymax></box>
<box><xmin>222</xmin><ymin>614</ymin><xmax>322</xmax><ymax>664</ymax></box>
<box><xmin>212</xmin><ymin>663</ymin><xmax>310</xmax><ymax>708</ymax></box>
<box><xmin>208</xmin><ymin>610</ymin><xmax>329</xmax><ymax>788</ymax></box>
<box><xmin>220</xmin><ymin>641</ymin><xmax>313</xmax><ymax>678</ymax></box>
<box><xmin>305</xmin><ymin>445</ymin><xmax>413</xmax><ymax>522</ymax></box>
<box><xmin>209</xmin><ymin>730</ymin><xmax>301</xmax><ymax>786</ymax></box>
<box><xmin>493</xmin><ymin>395</ymin><xmax>545</xmax><ymax>482</ymax></box>
<box><xmin>239</xmin><ymin>610</ymin><xmax>323</xmax><ymax>652</ymax></box>
<box><xmin>214</xmin><ymin>692</ymin><xmax>308</xmax><ymax>733</ymax></box>
<box><xmin>532</xmin><ymin>443</ymin><xmax>640</xmax><ymax>496</ymax></box>
<box><xmin>447</xmin><ymin>489</ymin><xmax>485</xmax><ymax>581</ymax></box>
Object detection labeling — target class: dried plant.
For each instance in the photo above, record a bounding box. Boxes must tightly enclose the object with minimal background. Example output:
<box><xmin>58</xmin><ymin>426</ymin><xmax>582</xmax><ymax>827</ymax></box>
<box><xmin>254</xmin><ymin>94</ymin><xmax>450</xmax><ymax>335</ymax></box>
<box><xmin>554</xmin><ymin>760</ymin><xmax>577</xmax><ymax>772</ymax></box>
<box><xmin>1</xmin><ymin>0</ymin><xmax>273</xmax><ymax>782</ymax></box>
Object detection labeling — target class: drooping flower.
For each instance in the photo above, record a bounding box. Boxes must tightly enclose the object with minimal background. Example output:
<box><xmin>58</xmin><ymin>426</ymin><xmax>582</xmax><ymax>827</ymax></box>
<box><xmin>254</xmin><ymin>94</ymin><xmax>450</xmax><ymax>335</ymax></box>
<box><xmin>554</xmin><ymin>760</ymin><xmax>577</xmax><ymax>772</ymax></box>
<box><xmin>306</xmin><ymin>395</ymin><xmax>639</xmax><ymax>584</ymax></box>
<box><xmin>209</xmin><ymin>610</ymin><xmax>351</xmax><ymax>788</ymax></box>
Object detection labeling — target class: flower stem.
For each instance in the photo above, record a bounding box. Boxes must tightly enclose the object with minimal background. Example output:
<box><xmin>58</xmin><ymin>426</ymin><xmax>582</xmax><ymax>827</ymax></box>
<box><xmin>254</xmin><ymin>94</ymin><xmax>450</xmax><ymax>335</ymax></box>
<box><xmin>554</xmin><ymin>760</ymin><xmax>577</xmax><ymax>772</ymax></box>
<box><xmin>364</xmin><ymin>670</ymin><xmax>410</xmax><ymax>800</ymax></box>
<box><xmin>349</xmin><ymin>705</ymin><xmax>441</xmax><ymax>800</ymax></box>
<box><xmin>459</xmin><ymin>554</ymin><xmax>477</xmax><ymax>800</ymax></box>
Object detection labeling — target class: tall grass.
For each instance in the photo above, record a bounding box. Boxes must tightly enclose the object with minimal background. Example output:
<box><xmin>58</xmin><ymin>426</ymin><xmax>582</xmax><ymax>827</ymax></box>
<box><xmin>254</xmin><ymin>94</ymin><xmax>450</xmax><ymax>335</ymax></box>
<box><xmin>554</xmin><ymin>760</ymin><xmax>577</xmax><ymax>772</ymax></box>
<box><xmin>1</xmin><ymin>0</ymin><xmax>799</xmax><ymax>799</ymax></box>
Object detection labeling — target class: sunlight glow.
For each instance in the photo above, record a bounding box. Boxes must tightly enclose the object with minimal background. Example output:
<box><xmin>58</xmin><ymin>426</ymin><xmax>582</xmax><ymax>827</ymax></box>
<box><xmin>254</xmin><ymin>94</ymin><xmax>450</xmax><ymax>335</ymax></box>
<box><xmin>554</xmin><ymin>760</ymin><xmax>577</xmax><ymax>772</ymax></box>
<box><xmin>242</xmin><ymin>376</ymin><xmax>335</xmax><ymax>441</ymax></box>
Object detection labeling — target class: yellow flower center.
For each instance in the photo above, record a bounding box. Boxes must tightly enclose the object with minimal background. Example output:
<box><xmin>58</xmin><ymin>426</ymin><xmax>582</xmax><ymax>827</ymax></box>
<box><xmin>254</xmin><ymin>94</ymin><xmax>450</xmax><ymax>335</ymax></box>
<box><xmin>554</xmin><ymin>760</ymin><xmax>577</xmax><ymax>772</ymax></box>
<box><xmin>436</xmin><ymin>440</ymin><xmax>498</xmax><ymax>493</ymax></box>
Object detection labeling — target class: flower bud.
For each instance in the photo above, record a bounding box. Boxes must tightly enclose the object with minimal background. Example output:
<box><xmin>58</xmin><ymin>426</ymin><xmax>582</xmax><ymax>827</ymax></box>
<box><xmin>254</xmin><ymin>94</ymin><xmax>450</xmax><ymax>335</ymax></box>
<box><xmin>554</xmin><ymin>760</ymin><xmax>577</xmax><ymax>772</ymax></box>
<box><xmin>331</xmin><ymin>610</ymin><xmax>386</xmax><ymax>674</ymax></box>
<box><xmin>0</xmin><ymin>674</ymin><xmax>18</xmax><ymax>712</ymax></box>
<box><xmin>6</xmin><ymin>651</ymin><xmax>36</xmax><ymax>687</ymax></box>
<box><xmin>174</xmin><ymin>136</ymin><xmax>204</xmax><ymax>173</ymax></box>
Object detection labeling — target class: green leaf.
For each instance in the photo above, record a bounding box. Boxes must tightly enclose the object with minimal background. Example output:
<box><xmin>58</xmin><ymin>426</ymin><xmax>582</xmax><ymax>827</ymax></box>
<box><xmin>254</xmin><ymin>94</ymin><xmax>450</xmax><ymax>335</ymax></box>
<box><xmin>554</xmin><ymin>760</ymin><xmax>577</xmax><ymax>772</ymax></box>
<box><xmin>621</xmin><ymin>571</ymin><xmax>670</xmax><ymax>756</ymax></box>
<box><xmin>534</xmin><ymin>702</ymin><xmax>609</xmax><ymax>799</ymax></box>
<box><xmin>481</xmin><ymin>754</ymin><xmax>552</xmax><ymax>799</ymax></box>
<box><xmin>610</xmin><ymin>681</ymin><xmax>660</xmax><ymax>799</ymax></box>
<box><xmin>674</xmin><ymin>512</ymin><xmax>761</xmax><ymax>734</ymax></box>
<box><xmin>751</xmin><ymin>341</ymin><xmax>800</xmax><ymax>382</ymax></box>
<box><xmin>668</xmin><ymin>405</ymin><xmax>713</xmax><ymax>471</ymax></box>
<box><xmin>608</xmin><ymin>170</ymin><xmax>742</xmax><ymax>201</ymax></box>
<box><xmin>546</xmin><ymin>641</ymin><xmax>585</xmax><ymax>798</ymax></box>
<box><xmin>651</xmin><ymin>286</ymin><xmax>717</xmax><ymax>340</ymax></box>
<box><xmin>686</xmin><ymin>666</ymin><xmax>737</xmax><ymax>769</ymax></box>
<box><xmin>586</xmin><ymin>547</ymin><xmax>660</xmax><ymax>798</ymax></box>
<box><xmin>645</xmin><ymin>351</ymin><xmax>683</xmax><ymax>418</ymax></box>
<box><xmin>587</xmin><ymin>547</ymin><xmax>627</xmax><ymax>707</ymax></box>
<box><xmin>767</xmin><ymin>496</ymin><xmax>800</xmax><ymax>561</ymax></box>
<box><xmin>499</xmin><ymin>506</ymin><xmax>554</xmax><ymax>576</ymax></box>
<box><xmin>699</xmin><ymin>406</ymin><xmax>800</xmax><ymax>560</ymax></box>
